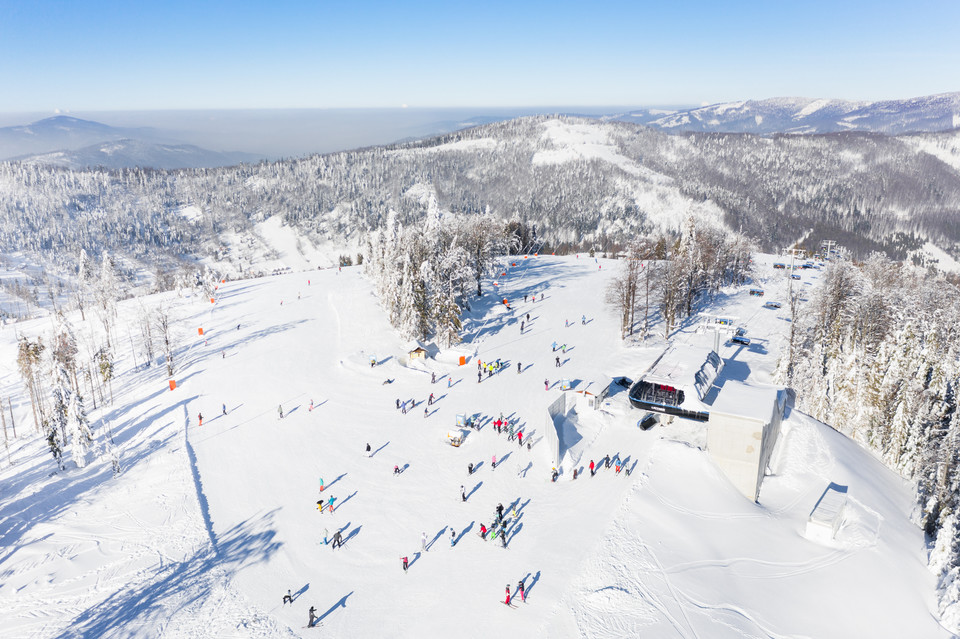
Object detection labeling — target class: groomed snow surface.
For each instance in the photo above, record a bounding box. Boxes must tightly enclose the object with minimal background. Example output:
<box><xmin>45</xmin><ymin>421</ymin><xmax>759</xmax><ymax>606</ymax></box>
<box><xmin>0</xmin><ymin>255</ymin><xmax>951</xmax><ymax>638</ymax></box>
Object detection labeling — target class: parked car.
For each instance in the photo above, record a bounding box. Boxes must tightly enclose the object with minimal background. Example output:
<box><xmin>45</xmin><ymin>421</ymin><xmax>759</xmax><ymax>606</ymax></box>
<box><xmin>764</xmin><ymin>301</ymin><xmax>782</xmax><ymax>309</ymax></box>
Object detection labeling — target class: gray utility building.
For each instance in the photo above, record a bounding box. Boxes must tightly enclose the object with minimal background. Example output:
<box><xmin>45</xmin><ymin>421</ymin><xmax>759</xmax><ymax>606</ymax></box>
<box><xmin>706</xmin><ymin>381</ymin><xmax>789</xmax><ymax>502</ymax></box>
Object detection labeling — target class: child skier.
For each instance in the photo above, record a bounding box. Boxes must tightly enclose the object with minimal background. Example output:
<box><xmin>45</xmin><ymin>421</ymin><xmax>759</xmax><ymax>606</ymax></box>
<box><xmin>505</xmin><ymin>585</ymin><xmax>512</xmax><ymax>606</ymax></box>
<box><xmin>517</xmin><ymin>581</ymin><xmax>526</xmax><ymax>602</ymax></box>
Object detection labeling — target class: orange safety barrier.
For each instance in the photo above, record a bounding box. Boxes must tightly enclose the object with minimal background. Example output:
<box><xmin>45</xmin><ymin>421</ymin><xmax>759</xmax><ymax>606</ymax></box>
<box><xmin>210</xmin><ymin>297</ymin><xmax>215</xmax><ymax>304</ymax></box>
<box><xmin>198</xmin><ymin>328</ymin><xmax>204</xmax><ymax>336</ymax></box>
<box><xmin>169</xmin><ymin>380</ymin><xmax>177</xmax><ymax>391</ymax></box>
<box><xmin>459</xmin><ymin>356</ymin><xmax>466</xmax><ymax>366</ymax></box>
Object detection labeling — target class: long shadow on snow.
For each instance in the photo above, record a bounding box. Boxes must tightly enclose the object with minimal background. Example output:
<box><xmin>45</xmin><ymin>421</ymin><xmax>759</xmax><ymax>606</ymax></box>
<box><xmin>64</xmin><ymin>513</ymin><xmax>282</xmax><ymax>639</ymax></box>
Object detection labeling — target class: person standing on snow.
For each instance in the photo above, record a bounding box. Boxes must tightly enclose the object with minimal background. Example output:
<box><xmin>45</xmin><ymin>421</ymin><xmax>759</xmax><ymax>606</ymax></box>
<box><xmin>402</xmin><ymin>556</ymin><xmax>409</xmax><ymax>572</ymax></box>
<box><xmin>589</xmin><ymin>459</ymin><xmax>595</xmax><ymax>476</ymax></box>
<box><xmin>581</xmin><ymin>314</ymin><xmax>586</xmax><ymax>325</ymax></box>
<box><xmin>222</xmin><ymin>403</ymin><xmax>227</xmax><ymax>416</ymax></box>
<box><xmin>492</xmin><ymin>454</ymin><xmax>497</xmax><ymax>469</ymax></box>
<box><xmin>461</xmin><ymin>485</ymin><xmax>467</xmax><ymax>502</ymax></box>
<box><xmin>421</xmin><ymin>531</ymin><xmax>428</xmax><ymax>552</ymax></box>
<box><xmin>478</xmin><ymin>370</ymin><xmax>482</xmax><ymax>384</ymax></box>
<box><xmin>544</xmin><ymin>379</ymin><xmax>549</xmax><ymax>391</ymax></box>
<box><xmin>517</xmin><ymin>580</ymin><xmax>526</xmax><ymax>602</ymax></box>
<box><xmin>327</xmin><ymin>495</ymin><xmax>337</xmax><ymax>513</ymax></box>
<box><xmin>308</xmin><ymin>606</ymin><xmax>317</xmax><ymax>627</ymax></box>
<box><xmin>450</xmin><ymin>528</ymin><xmax>456</xmax><ymax>547</ymax></box>
<box><xmin>396</xmin><ymin>398</ymin><xmax>401</xmax><ymax>410</ymax></box>
<box><xmin>278</xmin><ymin>405</ymin><xmax>284</xmax><ymax>419</ymax></box>
<box><xmin>283</xmin><ymin>589</ymin><xmax>293</xmax><ymax>605</ymax></box>
<box><xmin>323</xmin><ymin>528</ymin><xmax>329</xmax><ymax>545</ymax></box>
<box><xmin>505</xmin><ymin>585</ymin><xmax>512</xmax><ymax>606</ymax></box>
<box><xmin>517</xmin><ymin>362</ymin><xmax>521</xmax><ymax>373</ymax></box>
<box><xmin>431</xmin><ymin>372</ymin><xmax>436</xmax><ymax>384</ymax></box>
<box><xmin>468</xmin><ymin>462</ymin><xmax>474</xmax><ymax>475</ymax></box>
<box><xmin>366</xmin><ymin>443</ymin><xmax>372</xmax><ymax>456</ymax></box>
<box><xmin>517</xmin><ymin>431</ymin><xmax>523</xmax><ymax>447</ymax></box>
<box><xmin>198</xmin><ymin>413</ymin><xmax>203</xmax><ymax>426</ymax></box>
<box><xmin>423</xmin><ymin>407</ymin><xmax>428</xmax><ymax>418</ymax></box>
<box><xmin>332</xmin><ymin>530</ymin><xmax>343</xmax><ymax>549</ymax></box>
<box><xmin>428</xmin><ymin>393</ymin><xmax>434</xmax><ymax>405</ymax></box>
<box><xmin>480</xmin><ymin>523</ymin><xmax>488</xmax><ymax>539</ymax></box>
<box><xmin>555</xmin><ymin>356</ymin><xmax>560</xmax><ymax>368</ymax></box>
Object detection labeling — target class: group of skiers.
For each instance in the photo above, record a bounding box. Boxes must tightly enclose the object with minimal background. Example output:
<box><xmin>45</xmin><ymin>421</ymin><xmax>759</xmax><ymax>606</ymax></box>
<box><xmin>588</xmin><ymin>454</ymin><xmax>632</xmax><ymax>477</ymax></box>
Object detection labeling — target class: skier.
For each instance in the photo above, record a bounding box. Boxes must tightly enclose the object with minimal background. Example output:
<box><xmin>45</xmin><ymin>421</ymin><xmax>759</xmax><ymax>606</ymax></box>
<box><xmin>526</xmin><ymin>313</ymin><xmax>530</xmax><ymax>322</ymax></box>
<box><xmin>402</xmin><ymin>401</ymin><xmax>408</xmax><ymax>414</ymax></box>
<box><xmin>573</xmin><ymin>468</ymin><xmax>578</xmax><ymax>480</ymax></box>
<box><xmin>562</xmin><ymin>344</ymin><xmax>567</xmax><ymax>354</ymax></box>
<box><xmin>222</xmin><ymin>403</ymin><xmax>227</xmax><ymax>416</ymax></box>
<box><xmin>317</xmin><ymin>499</ymin><xmax>324</xmax><ymax>511</ymax></box>
<box><xmin>221</xmin><ymin>350</ymin><xmax>225</xmax><ymax>359</ymax></box>
<box><xmin>520</xmin><ymin>321</ymin><xmax>524</xmax><ymax>332</ymax></box>
<box><xmin>501</xmin><ymin>529</ymin><xmax>507</xmax><ymax>548</ymax></box>
<box><xmin>198</xmin><ymin>413</ymin><xmax>203</xmax><ymax>426</ymax></box>
<box><xmin>327</xmin><ymin>495</ymin><xmax>336</xmax><ymax>513</ymax></box>
<box><xmin>421</xmin><ymin>531</ymin><xmax>428</xmax><ymax>552</ymax></box>
<box><xmin>615</xmin><ymin>462</ymin><xmax>623</xmax><ymax>474</ymax></box>
<box><xmin>517</xmin><ymin>362</ymin><xmax>521</xmax><ymax>373</ymax></box>
<box><xmin>402</xmin><ymin>556</ymin><xmax>409</xmax><ymax>572</ymax></box>
<box><xmin>524</xmin><ymin>294</ymin><xmax>527</xmax><ymax>302</ymax></box>
<box><xmin>581</xmin><ymin>314</ymin><xmax>586</xmax><ymax>325</ymax></box>
<box><xmin>461</xmin><ymin>485</ymin><xmax>467</xmax><ymax>502</ymax></box>
<box><xmin>394</xmin><ymin>464</ymin><xmax>401</xmax><ymax>475</ymax></box>
<box><xmin>283</xmin><ymin>589</ymin><xmax>293</xmax><ymax>605</ymax></box>
<box><xmin>332</xmin><ymin>530</ymin><xmax>343</xmax><ymax>549</ymax></box>
<box><xmin>496</xmin><ymin>503</ymin><xmax>504</xmax><ymax>521</ymax></box>
<box><xmin>551</xmin><ymin>468</ymin><xmax>559</xmax><ymax>482</ymax></box>
<box><xmin>589</xmin><ymin>459</ymin><xmax>595</xmax><ymax>476</ymax></box>
<box><xmin>478</xmin><ymin>371</ymin><xmax>482</xmax><ymax>383</ymax></box>
<box><xmin>492</xmin><ymin>454</ymin><xmax>497</xmax><ymax>470</ymax></box>
<box><xmin>480</xmin><ymin>523</ymin><xmax>488</xmax><ymax>539</ymax></box>
<box><xmin>604</xmin><ymin>454</ymin><xmax>611</xmax><ymax>469</ymax></box>
<box><xmin>544</xmin><ymin>379</ymin><xmax>549</xmax><ymax>391</ymax></box>
<box><xmin>468</xmin><ymin>462</ymin><xmax>474</xmax><ymax>475</ymax></box>
<box><xmin>308</xmin><ymin>606</ymin><xmax>317</xmax><ymax>627</ymax></box>
<box><xmin>532</xmin><ymin>295</ymin><xmax>535</xmax><ymax>302</ymax></box>
<box><xmin>370</xmin><ymin>357</ymin><xmax>376</xmax><ymax>368</ymax></box>
<box><xmin>518</xmin><ymin>581</ymin><xmax>526</xmax><ymax>602</ymax></box>
<box><xmin>555</xmin><ymin>356</ymin><xmax>560</xmax><ymax>368</ymax></box>
<box><xmin>309</xmin><ymin>399</ymin><xmax>314</xmax><ymax>412</ymax></box>
<box><xmin>278</xmin><ymin>405</ymin><xmax>284</xmax><ymax>419</ymax></box>
<box><xmin>237</xmin><ymin>324</ymin><xmax>240</xmax><ymax>330</ymax></box>
<box><xmin>448</xmin><ymin>377</ymin><xmax>452</xmax><ymax>388</ymax></box>
<box><xmin>396</xmin><ymin>398</ymin><xmax>401</xmax><ymax>410</ymax></box>
<box><xmin>431</xmin><ymin>372</ymin><xmax>436</xmax><ymax>384</ymax></box>
<box><xmin>552</xmin><ymin>341</ymin><xmax>557</xmax><ymax>352</ymax></box>
<box><xmin>450</xmin><ymin>528</ymin><xmax>456</xmax><ymax>547</ymax></box>
<box><xmin>517</xmin><ymin>431</ymin><xmax>523</xmax><ymax>447</ymax></box>
<box><xmin>505</xmin><ymin>585</ymin><xmax>512</xmax><ymax>606</ymax></box>
<box><xmin>323</xmin><ymin>528</ymin><xmax>329</xmax><ymax>545</ymax></box>
<box><xmin>319</xmin><ymin>477</ymin><xmax>325</xmax><ymax>491</ymax></box>
<box><xmin>428</xmin><ymin>393</ymin><xmax>434</xmax><ymax>406</ymax></box>
<box><xmin>508</xmin><ymin>422</ymin><xmax>514</xmax><ymax>441</ymax></box>
<box><xmin>423</xmin><ymin>407</ymin><xmax>428</xmax><ymax>418</ymax></box>
<box><xmin>366</xmin><ymin>443</ymin><xmax>372</xmax><ymax>457</ymax></box>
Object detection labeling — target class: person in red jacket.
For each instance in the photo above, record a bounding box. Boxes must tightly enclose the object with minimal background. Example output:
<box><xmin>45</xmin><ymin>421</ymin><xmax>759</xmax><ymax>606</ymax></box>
<box><xmin>589</xmin><ymin>459</ymin><xmax>595</xmax><ymax>476</ymax></box>
<box><xmin>505</xmin><ymin>585</ymin><xmax>512</xmax><ymax>605</ymax></box>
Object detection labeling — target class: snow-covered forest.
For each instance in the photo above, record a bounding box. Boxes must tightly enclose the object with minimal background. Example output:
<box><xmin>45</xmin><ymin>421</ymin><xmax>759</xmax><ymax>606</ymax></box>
<box><xmin>0</xmin><ymin>117</ymin><xmax>958</xmax><ymax>311</ymax></box>
<box><xmin>777</xmin><ymin>255</ymin><xmax>960</xmax><ymax>624</ymax></box>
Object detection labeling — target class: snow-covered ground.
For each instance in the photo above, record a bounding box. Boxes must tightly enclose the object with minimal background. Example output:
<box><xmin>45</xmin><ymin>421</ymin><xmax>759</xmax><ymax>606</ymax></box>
<box><xmin>0</xmin><ymin>255</ymin><xmax>949</xmax><ymax>638</ymax></box>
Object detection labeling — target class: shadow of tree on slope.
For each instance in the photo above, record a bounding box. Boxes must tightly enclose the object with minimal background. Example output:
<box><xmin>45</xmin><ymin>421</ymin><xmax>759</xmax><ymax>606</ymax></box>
<box><xmin>63</xmin><ymin>512</ymin><xmax>282</xmax><ymax>639</ymax></box>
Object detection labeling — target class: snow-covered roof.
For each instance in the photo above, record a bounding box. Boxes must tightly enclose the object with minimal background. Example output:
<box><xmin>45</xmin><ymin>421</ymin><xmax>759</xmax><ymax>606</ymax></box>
<box><xmin>643</xmin><ymin>344</ymin><xmax>723</xmax><ymax>401</ymax></box>
<box><xmin>710</xmin><ymin>381</ymin><xmax>781</xmax><ymax>422</ymax></box>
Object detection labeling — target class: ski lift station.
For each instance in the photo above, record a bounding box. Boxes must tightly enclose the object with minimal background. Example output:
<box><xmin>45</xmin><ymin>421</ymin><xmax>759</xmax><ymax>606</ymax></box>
<box><xmin>628</xmin><ymin>343</ymin><xmax>789</xmax><ymax>502</ymax></box>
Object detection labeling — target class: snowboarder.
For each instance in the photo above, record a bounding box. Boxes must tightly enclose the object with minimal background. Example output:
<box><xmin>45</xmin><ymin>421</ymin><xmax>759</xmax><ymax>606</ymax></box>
<box><xmin>461</xmin><ymin>485</ymin><xmax>467</xmax><ymax>502</ymax></box>
<box><xmin>505</xmin><ymin>585</ymin><xmax>512</xmax><ymax>606</ymax></box>
<box><xmin>278</xmin><ymin>405</ymin><xmax>284</xmax><ymax>419</ymax></box>
<box><xmin>198</xmin><ymin>413</ymin><xmax>203</xmax><ymax>426</ymax></box>
<box><xmin>308</xmin><ymin>606</ymin><xmax>317</xmax><ymax>627</ymax></box>
<box><xmin>517</xmin><ymin>431</ymin><xmax>523</xmax><ymax>447</ymax></box>
<box><xmin>366</xmin><ymin>443</ymin><xmax>372</xmax><ymax>456</ymax></box>
<box><xmin>283</xmin><ymin>589</ymin><xmax>293</xmax><ymax>605</ymax></box>
<box><xmin>589</xmin><ymin>459</ymin><xmax>595</xmax><ymax>476</ymax></box>
<box><xmin>555</xmin><ymin>356</ymin><xmax>560</xmax><ymax>367</ymax></box>
<box><xmin>492</xmin><ymin>454</ymin><xmax>497</xmax><ymax>469</ymax></box>
<box><xmin>517</xmin><ymin>581</ymin><xmax>526</xmax><ymax>602</ymax></box>
<box><xmin>431</xmin><ymin>372</ymin><xmax>436</xmax><ymax>384</ymax></box>
<box><xmin>332</xmin><ymin>530</ymin><xmax>343</xmax><ymax>549</ymax></box>
<box><xmin>402</xmin><ymin>556</ymin><xmax>409</xmax><ymax>571</ymax></box>
<box><xmin>468</xmin><ymin>462</ymin><xmax>474</xmax><ymax>475</ymax></box>
<box><xmin>421</xmin><ymin>531</ymin><xmax>428</xmax><ymax>552</ymax></box>
<box><xmin>428</xmin><ymin>393</ymin><xmax>434</xmax><ymax>406</ymax></box>
<box><xmin>222</xmin><ymin>403</ymin><xmax>227</xmax><ymax>416</ymax></box>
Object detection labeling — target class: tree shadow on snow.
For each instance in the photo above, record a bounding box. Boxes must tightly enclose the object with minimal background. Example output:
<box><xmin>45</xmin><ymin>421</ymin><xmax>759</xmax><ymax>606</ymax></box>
<box><xmin>66</xmin><ymin>512</ymin><xmax>282</xmax><ymax>637</ymax></box>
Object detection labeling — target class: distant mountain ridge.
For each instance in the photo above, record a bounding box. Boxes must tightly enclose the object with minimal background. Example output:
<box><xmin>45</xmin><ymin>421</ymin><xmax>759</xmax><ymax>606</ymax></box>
<box><xmin>617</xmin><ymin>92</ymin><xmax>960</xmax><ymax>135</ymax></box>
<box><xmin>0</xmin><ymin>115</ymin><xmax>168</xmax><ymax>159</ymax></box>
<box><xmin>14</xmin><ymin>138</ymin><xmax>263</xmax><ymax>170</ymax></box>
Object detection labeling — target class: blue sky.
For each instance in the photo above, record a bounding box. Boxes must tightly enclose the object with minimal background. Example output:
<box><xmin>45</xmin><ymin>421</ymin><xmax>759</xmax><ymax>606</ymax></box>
<box><xmin>1</xmin><ymin>0</ymin><xmax>958</xmax><ymax>111</ymax></box>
